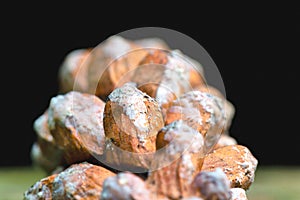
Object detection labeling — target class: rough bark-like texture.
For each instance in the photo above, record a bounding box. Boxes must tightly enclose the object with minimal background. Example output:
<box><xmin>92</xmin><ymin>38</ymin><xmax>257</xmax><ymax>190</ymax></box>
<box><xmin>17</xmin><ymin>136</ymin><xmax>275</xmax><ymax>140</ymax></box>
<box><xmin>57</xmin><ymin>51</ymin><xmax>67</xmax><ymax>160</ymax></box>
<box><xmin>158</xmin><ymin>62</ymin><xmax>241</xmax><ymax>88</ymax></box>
<box><xmin>148</xmin><ymin>120</ymin><xmax>204</xmax><ymax>199</ymax></box>
<box><xmin>101</xmin><ymin>172</ymin><xmax>152</xmax><ymax>200</ymax></box>
<box><xmin>24</xmin><ymin>173</ymin><xmax>57</xmax><ymax>200</ymax></box>
<box><xmin>196</xmin><ymin>85</ymin><xmax>235</xmax><ymax>134</ymax></box>
<box><xmin>103</xmin><ymin>83</ymin><xmax>164</xmax><ymax>169</ymax></box>
<box><xmin>202</xmin><ymin>145</ymin><xmax>258</xmax><ymax>190</ymax></box>
<box><xmin>165</xmin><ymin>91</ymin><xmax>226</xmax><ymax>152</ymax></box>
<box><xmin>52</xmin><ymin>163</ymin><xmax>115</xmax><ymax>200</ymax></box>
<box><xmin>192</xmin><ymin>168</ymin><xmax>231</xmax><ymax>200</ymax></box>
<box><xmin>24</xmin><ymin>163</ymin><xmax>115</xmax><ymax>200</ymax></box>
<box><xmin>230</xmin><ymin>188</ymin><xmax>248</xmax><ymax>200</ymax></box>
<box><xmin>48</xmin><ymin>91</ymin><xmax>106</xmax><ymax>164</ymax></box>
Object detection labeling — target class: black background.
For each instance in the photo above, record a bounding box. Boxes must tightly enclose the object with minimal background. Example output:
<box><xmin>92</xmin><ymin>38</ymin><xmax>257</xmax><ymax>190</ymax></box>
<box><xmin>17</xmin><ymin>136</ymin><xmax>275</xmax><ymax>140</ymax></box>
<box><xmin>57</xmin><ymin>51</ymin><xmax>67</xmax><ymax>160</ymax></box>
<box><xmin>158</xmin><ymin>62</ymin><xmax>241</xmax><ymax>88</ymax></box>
<box><xmin>1</xmin><ymin>4</ymin><xmax>299</xmax><ymax>166</ymax></box>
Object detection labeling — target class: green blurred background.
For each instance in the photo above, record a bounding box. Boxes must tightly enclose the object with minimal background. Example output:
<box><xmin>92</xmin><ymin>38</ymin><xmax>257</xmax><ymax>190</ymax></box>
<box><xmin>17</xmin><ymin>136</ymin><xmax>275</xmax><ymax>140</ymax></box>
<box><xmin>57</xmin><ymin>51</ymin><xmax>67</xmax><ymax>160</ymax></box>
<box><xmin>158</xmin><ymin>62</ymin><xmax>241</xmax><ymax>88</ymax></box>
<box><xmin>1</xmin><ymin>166</ymin><xmax>300</xmax><ymax>200</ymax></box>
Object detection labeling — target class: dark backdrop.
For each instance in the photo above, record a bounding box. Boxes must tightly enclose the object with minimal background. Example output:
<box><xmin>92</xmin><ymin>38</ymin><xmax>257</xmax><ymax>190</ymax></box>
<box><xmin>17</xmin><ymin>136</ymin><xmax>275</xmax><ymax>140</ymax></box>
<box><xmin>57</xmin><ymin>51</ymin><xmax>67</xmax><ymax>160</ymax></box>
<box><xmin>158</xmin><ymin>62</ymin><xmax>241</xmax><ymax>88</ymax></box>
<box><xmin>1</xmin><ymin>5</ymin><xmax>298</xmax><ymax>166</ymax></box>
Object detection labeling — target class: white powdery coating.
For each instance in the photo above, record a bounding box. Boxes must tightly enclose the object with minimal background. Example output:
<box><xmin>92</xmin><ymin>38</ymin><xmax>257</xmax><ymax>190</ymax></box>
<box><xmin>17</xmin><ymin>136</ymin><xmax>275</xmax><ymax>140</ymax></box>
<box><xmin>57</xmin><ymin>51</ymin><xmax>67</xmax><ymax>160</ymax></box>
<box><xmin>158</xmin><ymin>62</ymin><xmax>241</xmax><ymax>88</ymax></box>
<box><xmin>164</xmin><ymin>120</ymin><xmax>204</xmax><ymax>155</ymax></box>
<box><xmin>156</xmin><ymin>52</ymin><xmax>191</xmax><ymax>105</ymax></box>
<box><xmin>210</xmin><ymin>168</ymin><xmax>229</xmax><ymax>183</ymax></box>
<box><xmin>196</xmin><ymin>168</ymin><xmax>231</xmax><ymax>199</ymax></box>
<box><xmin>167</xmin><ymin>52</ymin><xmax>189</xmax><ymax>77</ymax></box>
<box><xmin>182</xmin><ymin>107</ymin><xmax>203</xmax><ymax>126</ymax></box>
<box><xmin>211</xmin><ymin>168</ymin><xmax>231</xmax><ymax>193</ymax></box>
<box><xmin>175</xmin><ymin>90</ymin><xmax>225</xmax><ymax>127</ymax></box>
<box><xmin>172</xmin><ymin>49</ymin><xmax>205</xmax><ymax>77</ymax></box>
<box><xmin>179</xmin><ymin>154</ymin><xmax>197</xmax><ymax>184</ymax></box>
<box><xmin>102</xmin><ymin>36</ymin><xmax>132</xmax><ymax>58</ymax></box>
<box><xmin>53</xmin><ymin>164</ymin><xmax>92</xmax><ymax>197</ymax></box>
<box><xmin>108</xmin><ymin>83</ymin><xmax>151</xmax><ymax>132</ymax></box>
<box><xmin>230</xmin><ymin>188</ymin><xmax>247</xmax><ymax>200</ymax></box>
<box><xmin>156</xmin><ymin>83</ymin><xmax>175</xmax><ymax>106</ymax></box>
<box><xmin>49</xmin><ymin>92</ymin><xmax>104</xmax><ymax>134</ymax></box>
<box><xmin>101</xmin><ymin>175</ymin><xmax>131</xmax><ymax>200</ymax></box>
<box><xmin>228</xmin><ymin>146</ymin><xmax>258</xmax><ymax>187</ymax></box>
<box><xmin>48</xmin><ymin>94</ymin><xmax>71</xmax><ymax>130</ymax></box>
<box><xmin>24</xmin><ymin>175</ymin><xmax>54</xmax><ymax>200</ymax></box>
<box><xmin>202</xmin><ymin>145</ymin><xmax>258</xmax><ymax>190</ymax></box>
<box><xmin>48</xmin><ymin>91</ymin><xmax>106</xmax><ymax>154</ymax></box>
<box><xmin>239</xmin><ymin>147</ymin><xmax>258</xmax><ymax>184</ymax></box>
<box><xmin>101</xmin><ymin>172</ymin><xmax>150</xmax><ymax>200</ymax></box>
